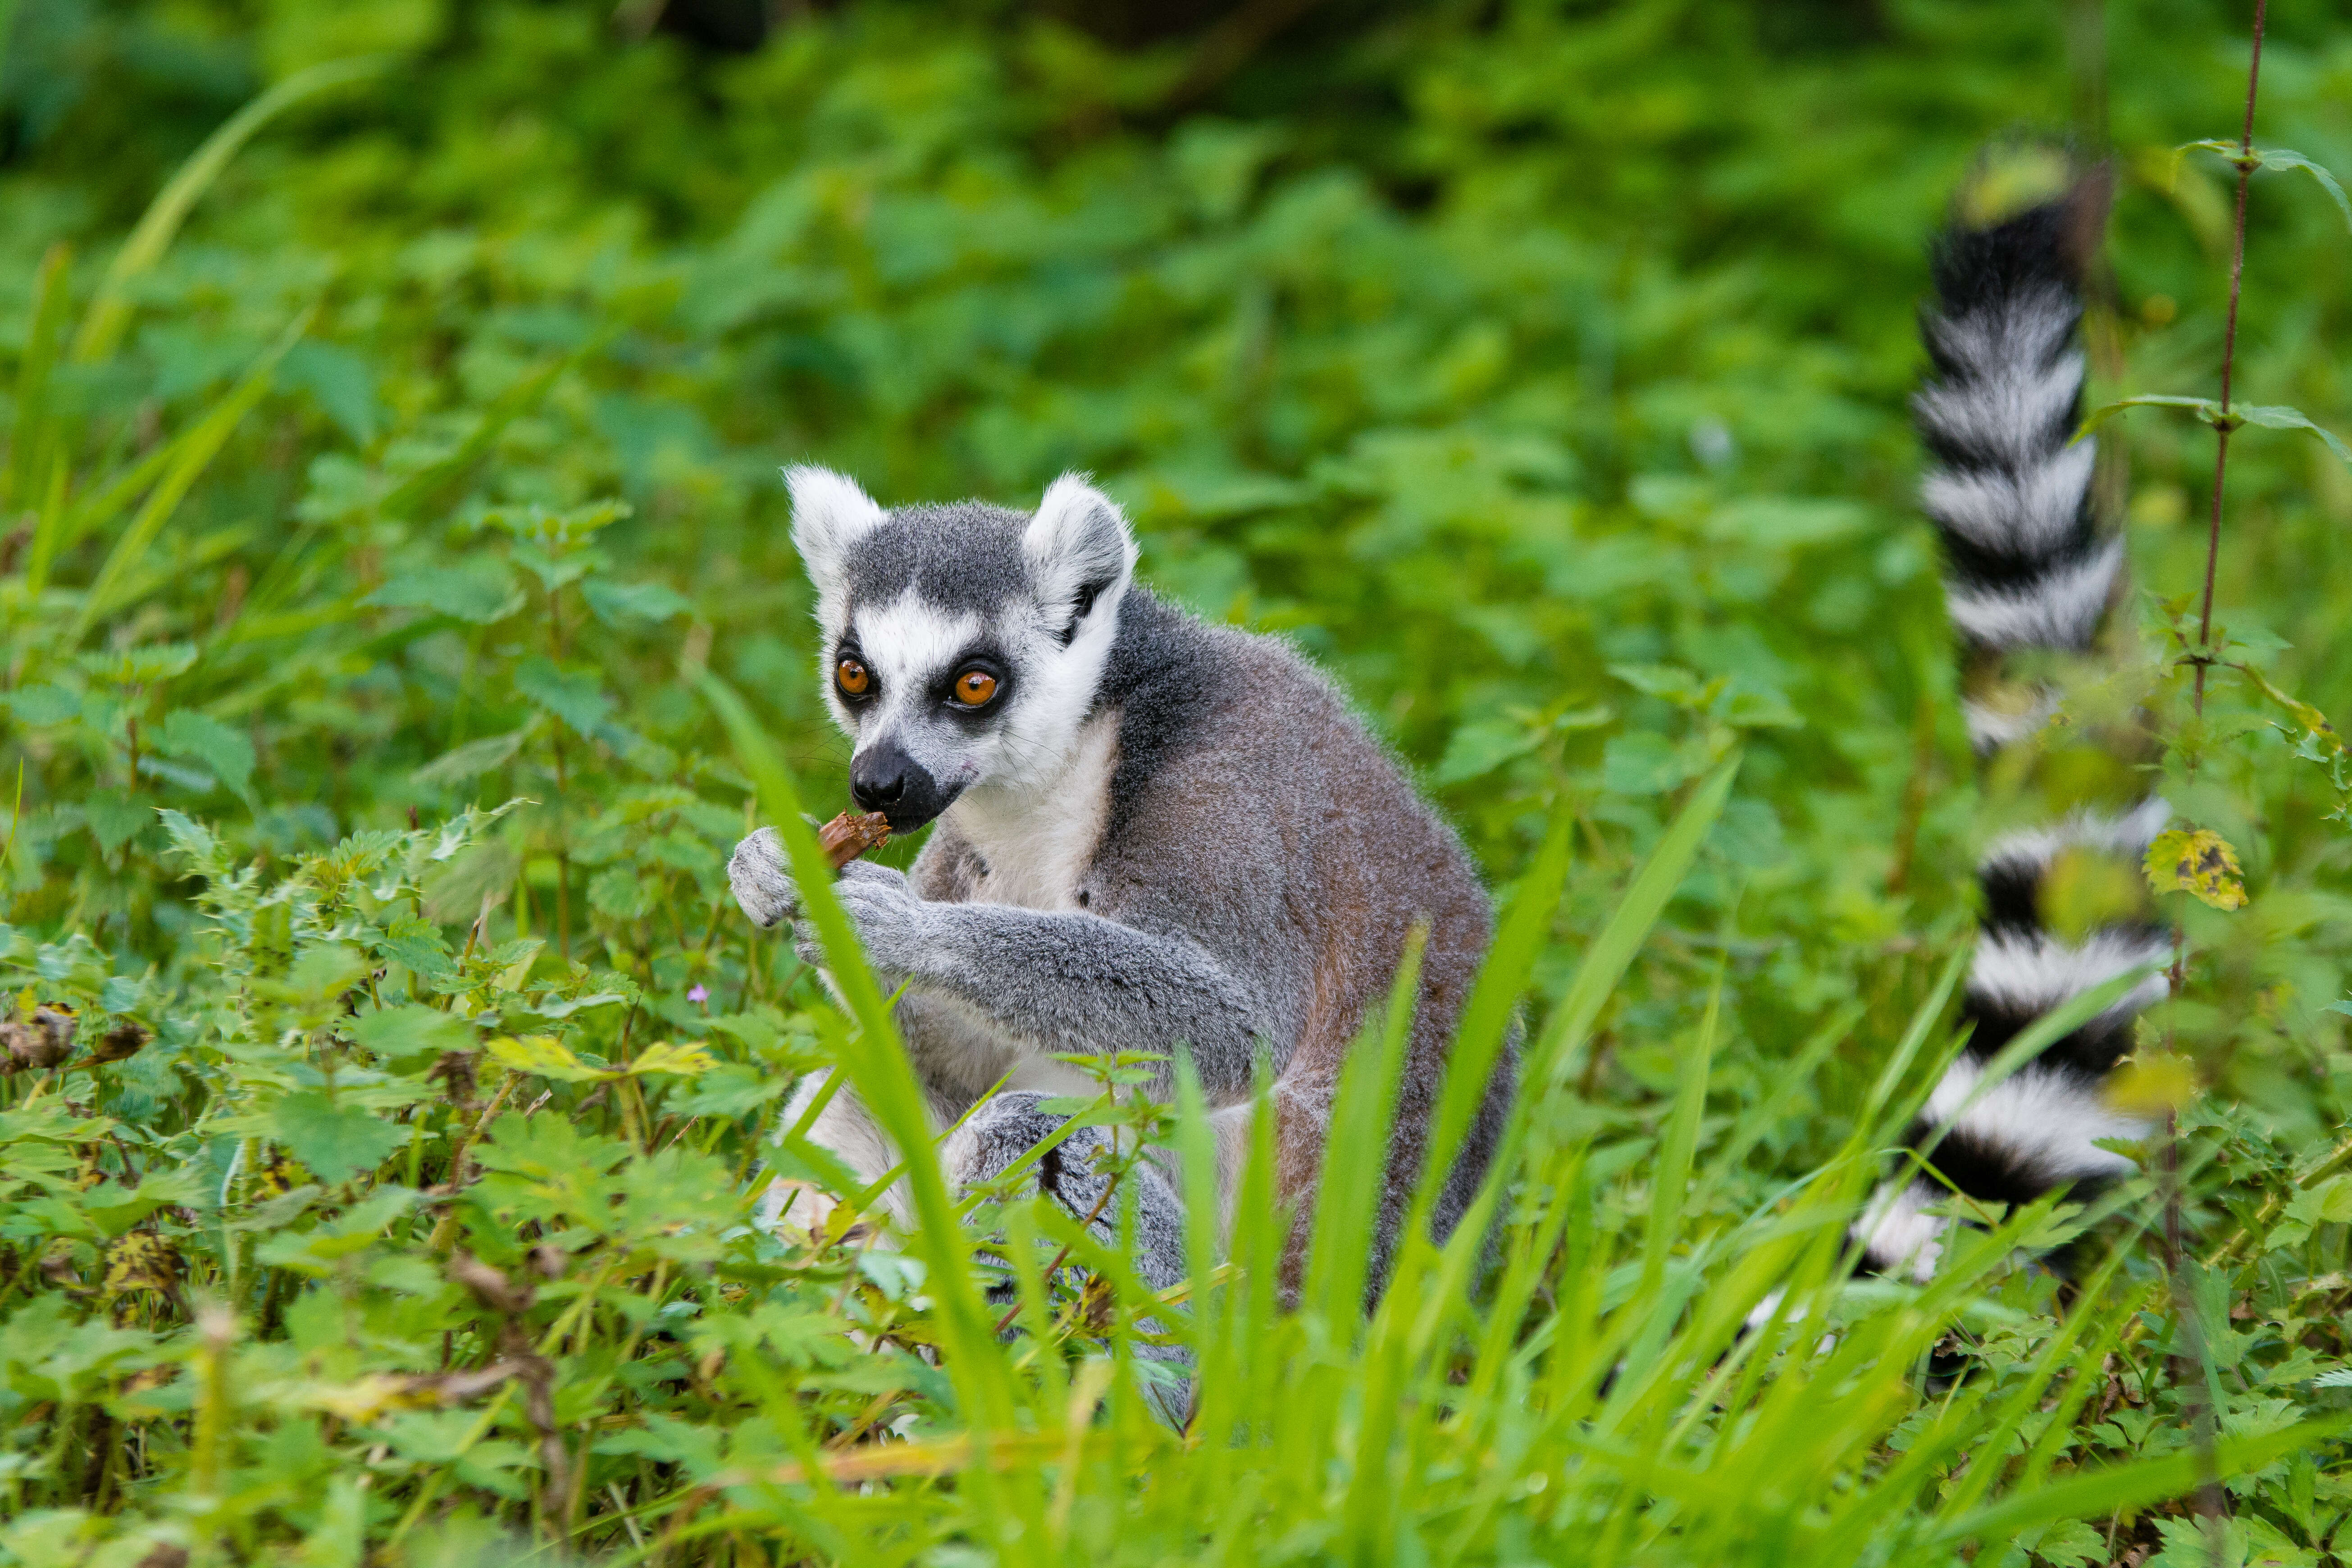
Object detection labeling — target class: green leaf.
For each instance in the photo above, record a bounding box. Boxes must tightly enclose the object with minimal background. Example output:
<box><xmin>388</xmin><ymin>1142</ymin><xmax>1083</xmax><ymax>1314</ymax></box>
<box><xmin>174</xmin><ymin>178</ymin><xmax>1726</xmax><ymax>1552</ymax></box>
<box><xmin>582</xmin><ymin>577</ymin><xmax>694</xmax><ymax>625</ymax></box>
<box><xmin>270</xmin><ymin>1091</ymin><xmax>406</xmax><ymax>1186</ymax></box>
<box><xmin>82</xmin><ymin>793</ymin><xmax>150</xmax><ymax>858</ymax></box>
<box><xmin>2</xmin><ymin>686</ymin><xmax>82</xmax><ymax>727</ymax></box>
<box><xmin>349</xmin><ymin>1003</ymin><xmax>469</xmax><ymax>1068</ymax></box>
<box><xmin>363</xmin><ymin>564</ymin><xmax>524</xmax><ymax>624</ymax></box>
<box><xmin>412</xmin><ymin>728</ymin><xmax>531</xmax><ymax>788</ymax></box>
<box><xmin>1602</xmin><ymin>731</ymin><xmax>1699</xmax><ymax>795</ymax></box>
<box><xmin>2081</xmin><ymin>394</ymin><xmax>2352</xmax><ymax>467</ymax></box>
<box><xmin>2284</xmin><ymin>1174</ymin><xmax>2352</xmax><ymax>1228</ymax></box>
<box><xmin>587</xmin><ymin>865</ymin><xmax>654</xmax><ymax>921</ymax></box>
<box><xmin>2255</xmin><ymin>147</ymin><xmax>2352</xmax><ymax>232</ymax></box>
<box><xmin>2181</xmin><ymin>139</ymin><xmax>2352</xmax><ymax>233</ymax></box>
<box><xmin>157</xmin><ymin>710</ymin><xmax>255</xmax><ymax>797</ymax></box>
<box><xmin>515</xmin><ymin>657</ymin><xmax>614</xmax><ymax>739</ymax></box>
<box><xmin>280</xmin><ymin>340</ymin><xmax>383</xmax><ymax>444</ymax></box>
<box><xmin>1434</xmin><ymin>717</ymin><xmax>1541</xmax><ymax>786</ymax></box>
<box><xmin>374</xmin><ymin>920</ymin><xmax>456</xmax><ymax>983</ymax></box>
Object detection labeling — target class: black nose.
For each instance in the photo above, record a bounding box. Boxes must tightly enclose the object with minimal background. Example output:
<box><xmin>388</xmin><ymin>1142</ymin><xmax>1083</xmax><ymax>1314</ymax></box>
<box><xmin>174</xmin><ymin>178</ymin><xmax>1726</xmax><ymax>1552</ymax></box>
<box><xmin>850</xmin><ymin>748</ymin><xmax>908</xmax><ymax>812</ymax></box>
<box><xmin>850</xmin><ymin>739</ymin><xmax>953</xmax><ymax>825</ymax></box>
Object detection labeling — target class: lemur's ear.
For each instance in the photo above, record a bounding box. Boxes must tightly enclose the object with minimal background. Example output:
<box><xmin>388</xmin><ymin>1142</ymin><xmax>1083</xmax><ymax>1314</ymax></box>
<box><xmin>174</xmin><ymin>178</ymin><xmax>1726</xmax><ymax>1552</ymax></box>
<box><xmin>785</xmin><ymin>465</ymin><xmax>886</xmax><ymax>593</ymax></box>
<box><xmin>1025</xmin><ymin>473</ymin><xmax>1137</xmax><ymax>643</ymax></box>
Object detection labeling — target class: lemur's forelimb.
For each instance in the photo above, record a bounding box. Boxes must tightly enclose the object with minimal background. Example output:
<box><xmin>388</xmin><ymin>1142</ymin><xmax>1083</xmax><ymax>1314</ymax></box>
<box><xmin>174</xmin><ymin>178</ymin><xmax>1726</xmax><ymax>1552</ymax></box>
<box><xmin>731</xmin><ymin>835</ymin><xmax>1276</xmax><ymax>1097</ymax></box>
<box><xmin>825</xmin><ymin>861</ymin><xmax>1275</xmax><ymax>1097</ymax></box>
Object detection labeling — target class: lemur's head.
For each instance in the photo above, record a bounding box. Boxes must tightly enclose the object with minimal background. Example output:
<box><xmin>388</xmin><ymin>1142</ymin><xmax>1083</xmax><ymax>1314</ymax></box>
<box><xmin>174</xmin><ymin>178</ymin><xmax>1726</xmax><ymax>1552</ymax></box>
<box><xmin>787</xmin><ymin>467</ymin><xmax>1138</xmax><ymax>830</ymax></box>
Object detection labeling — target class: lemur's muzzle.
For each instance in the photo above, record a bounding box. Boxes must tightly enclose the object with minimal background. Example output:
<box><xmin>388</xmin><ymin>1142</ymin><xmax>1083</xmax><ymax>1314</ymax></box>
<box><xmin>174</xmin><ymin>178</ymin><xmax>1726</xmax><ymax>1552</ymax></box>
<box><xmin>850</xmin><ymin>739</ymin><xmax>959</xmax><ymax>830</ymax></box>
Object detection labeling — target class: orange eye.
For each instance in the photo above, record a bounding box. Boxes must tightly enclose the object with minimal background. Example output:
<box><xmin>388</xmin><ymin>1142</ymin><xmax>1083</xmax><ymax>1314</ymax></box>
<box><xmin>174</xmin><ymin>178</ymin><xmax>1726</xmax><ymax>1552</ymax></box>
<box><xmin>836</xmin><ymin>658</ymin><xmax>870</xmax><ymax>697</ymax></box>
<box><xmin>953</xmin><ymin>670</ymin><xmax>998</xmax><ymax>707</ymax></box>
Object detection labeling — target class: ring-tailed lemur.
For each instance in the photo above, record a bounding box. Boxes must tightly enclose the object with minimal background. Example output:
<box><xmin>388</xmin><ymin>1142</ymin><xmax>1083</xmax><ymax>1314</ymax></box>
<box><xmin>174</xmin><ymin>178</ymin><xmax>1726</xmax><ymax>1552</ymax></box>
<box><xmin>1850</xmin><ymin>169</ymin><xmax>2171</xmax><ymax>1282</ymax></box>
<box><xmin>727</xmin><ymin>469</ymin><xmax>1509</xmax><ymax>1299</ymax></box>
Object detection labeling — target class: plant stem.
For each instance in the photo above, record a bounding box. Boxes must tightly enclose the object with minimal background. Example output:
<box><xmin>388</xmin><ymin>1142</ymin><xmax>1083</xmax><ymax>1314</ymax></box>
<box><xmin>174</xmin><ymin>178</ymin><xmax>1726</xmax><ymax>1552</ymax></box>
<box><xmin>2194</xmin><ymin>0</ymin><xmax>2268</xmax><ymax>716</ymax></box>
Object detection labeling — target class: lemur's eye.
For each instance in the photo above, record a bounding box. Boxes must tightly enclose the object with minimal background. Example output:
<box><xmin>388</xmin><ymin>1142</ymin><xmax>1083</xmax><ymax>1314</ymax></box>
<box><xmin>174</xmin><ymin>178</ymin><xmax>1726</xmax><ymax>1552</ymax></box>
<box><xmin>835</xmin><ymin>657</ymin><xmax>871</xmax><ymax>697</ymax></box>
<box><xmin>952</xmin><ymin>670</ymin><xmax>999</xmax><ymax>707</ymax></box>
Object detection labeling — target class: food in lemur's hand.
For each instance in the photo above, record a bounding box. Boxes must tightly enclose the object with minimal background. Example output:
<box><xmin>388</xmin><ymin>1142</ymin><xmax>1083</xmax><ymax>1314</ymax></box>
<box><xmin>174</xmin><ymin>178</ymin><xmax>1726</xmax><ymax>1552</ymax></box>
<box><xmin>819</xmin><ymin>810</ymin><xmax>892</xmax><ymax>870</ymax></box>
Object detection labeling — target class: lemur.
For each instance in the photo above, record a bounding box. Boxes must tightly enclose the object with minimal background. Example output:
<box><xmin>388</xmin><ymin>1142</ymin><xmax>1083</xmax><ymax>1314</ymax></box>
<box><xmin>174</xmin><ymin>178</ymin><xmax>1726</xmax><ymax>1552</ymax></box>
<box><xmin>732</xmin><ymin>165</ymin><xmax>2166</xmax><ymax>1324</ymax></box>
<box><xmin>1848</xmin><ymin>169</ymin><xmax>2171</xmax><ymax>1284</ymax></box>
<box><xmin>727</xmin><ymin>469</ymin><xmax>1510</xmax><ymax>1299</ymax></box>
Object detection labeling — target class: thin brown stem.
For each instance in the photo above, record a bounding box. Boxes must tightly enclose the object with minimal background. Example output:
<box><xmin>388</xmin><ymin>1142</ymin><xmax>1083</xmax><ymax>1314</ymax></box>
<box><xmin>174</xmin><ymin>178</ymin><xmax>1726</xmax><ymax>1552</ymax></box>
<box><xmin>994</xmin><ymin>1168</ymin><xmax>1124</xmax><ymax>1337</ymax></box>
<box><xmin>2194</xmin><ymin>0</ymin><xmax>2269</xmax><ymax>716</ymax></box>
<box><xmin>552</xmin><ymin>731</ymin><xmax>573</xmax><ymax>962</ymax></box>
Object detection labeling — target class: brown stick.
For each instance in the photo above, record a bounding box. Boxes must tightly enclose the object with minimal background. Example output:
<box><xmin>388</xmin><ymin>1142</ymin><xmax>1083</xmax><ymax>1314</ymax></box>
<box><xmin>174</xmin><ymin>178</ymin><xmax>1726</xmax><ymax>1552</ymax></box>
<box><xmin>818</xmin><ymin>811</ymin><xmax>891</xmax><ymax>871</ymax></box>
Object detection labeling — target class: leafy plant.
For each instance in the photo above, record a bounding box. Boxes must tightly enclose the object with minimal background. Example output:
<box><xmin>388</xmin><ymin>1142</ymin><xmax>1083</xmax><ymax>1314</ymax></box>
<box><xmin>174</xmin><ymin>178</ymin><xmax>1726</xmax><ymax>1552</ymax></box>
<box><xmin>3</xmin><ymin>0</ymin><xmax>2351</xmax><ymax>1563</ymax></box>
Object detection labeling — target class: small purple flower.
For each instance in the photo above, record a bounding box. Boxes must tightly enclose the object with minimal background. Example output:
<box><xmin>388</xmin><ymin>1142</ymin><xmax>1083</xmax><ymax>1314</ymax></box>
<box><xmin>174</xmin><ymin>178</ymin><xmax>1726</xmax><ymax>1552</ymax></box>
<box><xmin>687</xmin><ymin>984</ymin><xmax>708</xmax><ymax>1004</ymax></box>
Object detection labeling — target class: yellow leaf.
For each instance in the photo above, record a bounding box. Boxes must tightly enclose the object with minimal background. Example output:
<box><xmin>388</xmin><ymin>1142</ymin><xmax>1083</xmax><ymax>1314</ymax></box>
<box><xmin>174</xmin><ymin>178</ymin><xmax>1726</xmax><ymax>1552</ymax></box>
<box><xmin>2106</xmin><ymin>1055</ymin><xmax>2198</xmax><ymax>1117</ymax></box>
<box><xmin>625</xmin><ymin>1041</ymin><xmax>717</xmax><ymax>1077</ymax></box>
<box><xmin>2143</xmin><ymin>827</ymin><xmax>2248</xmax><ymax>910</ymax></box>
<box><xmin>306</xmin><ymin>1374</ymin><xmax>415</xmax><ymax>1423</ymax></box>
<box><xmin>2041</xmin><ymin>846</ymin><xmax>2149</xmax><ymax>942</ymax></box>
<box><xmin>483</xmin><ymin>1034</ymin><xmax>604</xmax><ymax>1082</ymax></box>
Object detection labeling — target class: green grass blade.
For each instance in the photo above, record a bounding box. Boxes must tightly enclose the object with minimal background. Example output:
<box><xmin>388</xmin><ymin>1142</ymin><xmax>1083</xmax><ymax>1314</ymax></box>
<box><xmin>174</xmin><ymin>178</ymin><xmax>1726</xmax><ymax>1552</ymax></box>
<box><xmin>693</xmin><ymin>669</ymin><xmax>1019</xmax><ymax>1440</ymax></box>
<box><xmin>70</xmin><ymin>308</ymin><xmax>312</xmax><ymax>643</ymax></box>
<box><xmin>1529</xmin><ymin>756</ymin><xmax>1740</xmax><ymax>1098</ymax></box>
<box><xmin>1638</xmin><ymin>964</ymin><xmax>1720</xmax><ymax>1298</ymax></box>
<box><xmin>1301</xmin><ymin>921</ymin><xmax>1425</xmax><ymax>1330</ymax></box>
<box><xmin>72</xmin><ymin>55</ymin><xmax>387</xmax><ymax>364</ymax></box>
<box><xmin>7</xmin><ymin>242</ymin><xmax>70</xmax><ymax>512</ymax></box>
<box><xmin>1930</xmin><ymin>1416</ymin><xmax>2352</xmax><ymax>1546</ymax></box>
<box><xmin>1403</xmin><ymin>799</ymin><xmax>1575</xmax><ymax>1230</ymax></box>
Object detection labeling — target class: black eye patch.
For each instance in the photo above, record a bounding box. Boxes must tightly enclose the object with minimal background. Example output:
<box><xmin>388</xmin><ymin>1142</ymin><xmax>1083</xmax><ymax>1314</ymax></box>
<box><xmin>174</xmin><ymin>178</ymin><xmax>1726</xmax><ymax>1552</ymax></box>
<box><xmin>930</xmin><ymin>649</ymin><xmax>1010</xmax><ymax>716</ymax></box>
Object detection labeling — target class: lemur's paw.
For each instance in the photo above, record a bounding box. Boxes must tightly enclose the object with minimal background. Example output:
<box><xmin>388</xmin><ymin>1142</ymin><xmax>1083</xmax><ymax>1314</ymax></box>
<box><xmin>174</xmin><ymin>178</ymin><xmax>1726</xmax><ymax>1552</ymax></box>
<box><xmin>727</xmin><ymin>827</ymin><xmax>797</xmax><ymax>929</ymax></box>
<box><xmin>826</xmin><ymin>859</ymin><xmax>927</xmax><ymax>974</ymax></box>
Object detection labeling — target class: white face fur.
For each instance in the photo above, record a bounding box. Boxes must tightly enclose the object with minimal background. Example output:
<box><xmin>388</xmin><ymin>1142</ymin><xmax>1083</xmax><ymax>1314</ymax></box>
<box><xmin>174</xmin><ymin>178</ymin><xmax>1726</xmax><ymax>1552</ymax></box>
<box><xmin>786</xmin><ymin>467</ymin><xmax>1137</xmax><ymax>827</ymax></box>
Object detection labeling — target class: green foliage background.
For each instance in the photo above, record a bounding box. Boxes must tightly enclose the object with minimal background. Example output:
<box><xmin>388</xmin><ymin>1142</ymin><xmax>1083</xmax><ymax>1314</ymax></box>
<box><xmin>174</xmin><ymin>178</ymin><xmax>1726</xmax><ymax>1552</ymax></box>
<box><xmin>4</xmin><ymin>1</ymin><xmax>2352</xmax><ymax>1563</ymax></box>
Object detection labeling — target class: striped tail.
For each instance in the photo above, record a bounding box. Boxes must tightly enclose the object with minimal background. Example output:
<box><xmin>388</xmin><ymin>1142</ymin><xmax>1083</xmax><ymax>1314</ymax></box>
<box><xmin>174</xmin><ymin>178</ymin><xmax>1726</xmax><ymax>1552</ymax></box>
<box><xmin>1855</xmin><ymin>171</ymin><xmax>2171</xmax><ymax>1281</ymax></box>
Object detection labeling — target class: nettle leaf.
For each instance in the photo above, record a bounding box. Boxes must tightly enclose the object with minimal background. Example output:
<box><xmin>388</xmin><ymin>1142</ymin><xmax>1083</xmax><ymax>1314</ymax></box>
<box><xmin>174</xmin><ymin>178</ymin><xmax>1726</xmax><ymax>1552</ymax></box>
<box><xmin>2144</xmin><ymin>827</ymin><xmax>2249</xmax><ymax>910</ymax></box>
<box><xmin>1601</xmin><ymin>732</ymin><xmax>1701</xmax><ymax>797</ymax></box>
<box><xmin>350</xmin><ymin>1002</ymin><xmax>470</xmax><ymax>1067</ymax></box>
<box><xmin>2285</xmin><ymin>1175</ymin><xmax>2352</xmax><ymax>1228</ymax></box>
<box><xmin>587</xmin><ymin>865</ymin><xmax>655</xmax><ymax>921</ymax></box>
<box><xmin>364</xmin><ymin>564</ymin><xmax>524</xmax><ymax>624</ymax></box>
<box><xmin>515</xmin><ymin>657</ymin><xmax>614</xmax><ymax>738</ymax></box>
<box><xmin>583</xmin><ymin>577</ymin><xmax>693</xmax><ymax>626</ymax></box>
<box><xmin>271</xmin><ymin>1091</ymin><xmax>406</xmax><ymax>1186</ymax></box>
<box><xmin>484</xmin><ymin>1033</ymin><xmax>606</xmax><ymax>1082</ymax></box>
<box><xmin>81</xmin><ymin>643</ymin><xmax>198</xmax><ymax>687</ymax></box>
<box><xmin>2</xmin><ymin>685</ymin><xmax>82</xmax><ymax>727</ymax></box>
<box><xmin>280</xmin><ymin>340</ymin><xmax>383</xmax><ymax>444</ymax></box>
<box><xmin>664</xmin><ymin>1062</ymin><xmax>791</xmax><ymax>1119</ymax></box>
<box><xmin>1435</xmin><ymin>717</ymin><xmax>1542</xmax><ymax>787</ymax></box>
<box><xmin>376</xmin><ymin>916</ymin><xmax>455</xmax><ymax>980</ymax></box>
<box><xmin>629</xmin><ymin>1041</ymin><xmax>718</xmax><ymax>1077</ymax></box>
<box><xmin>413</xmin><ymin>727</ymin><xmax>531</xmax><ymax>788</ymax></box>
<box><xmin>83</xmin><ymin>793</ymin><xmax>150</xmax><ymax>857</ymax></box>
<box><xmin>158</xmin><ymin>709</ymin><xmax>255</xmax><ymax>796</ymax></box>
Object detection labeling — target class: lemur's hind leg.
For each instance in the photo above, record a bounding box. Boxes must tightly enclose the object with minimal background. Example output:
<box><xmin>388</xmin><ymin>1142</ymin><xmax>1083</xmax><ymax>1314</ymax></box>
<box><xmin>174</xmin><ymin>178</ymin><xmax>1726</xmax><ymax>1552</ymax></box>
<box><xmin>757</xmin><ymin>1070</ymin><xmax>973</xmax><ymax>1242</ymax></box>
<box><xmin>948</xmin><ymin>1091</ymin><xmax>1194</xmax><ymax>1423</ymax></box>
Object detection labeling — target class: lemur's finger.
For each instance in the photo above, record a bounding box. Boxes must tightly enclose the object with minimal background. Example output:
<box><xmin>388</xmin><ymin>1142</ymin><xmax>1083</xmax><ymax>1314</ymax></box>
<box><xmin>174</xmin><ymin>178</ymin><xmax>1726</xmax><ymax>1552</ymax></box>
<box><xmin>726</xmin><ymin>827</ymin><xmax>797</xmax><ymax>928</ymax></box>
